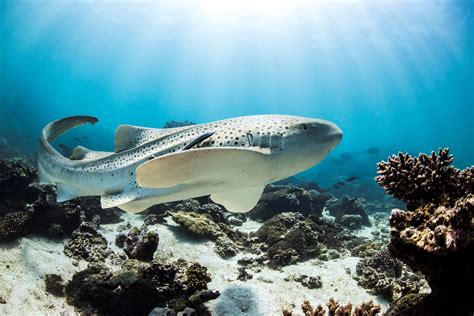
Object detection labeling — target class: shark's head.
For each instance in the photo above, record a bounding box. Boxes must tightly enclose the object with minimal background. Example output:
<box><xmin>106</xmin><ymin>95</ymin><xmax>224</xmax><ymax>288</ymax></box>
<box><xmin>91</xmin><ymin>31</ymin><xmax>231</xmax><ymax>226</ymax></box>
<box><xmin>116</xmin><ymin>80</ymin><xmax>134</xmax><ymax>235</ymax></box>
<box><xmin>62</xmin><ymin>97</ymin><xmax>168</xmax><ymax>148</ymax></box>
<box><xmin>250</xmin><ymin>115</ymin><xmax>343</xmax><ymax>181</ymax></box>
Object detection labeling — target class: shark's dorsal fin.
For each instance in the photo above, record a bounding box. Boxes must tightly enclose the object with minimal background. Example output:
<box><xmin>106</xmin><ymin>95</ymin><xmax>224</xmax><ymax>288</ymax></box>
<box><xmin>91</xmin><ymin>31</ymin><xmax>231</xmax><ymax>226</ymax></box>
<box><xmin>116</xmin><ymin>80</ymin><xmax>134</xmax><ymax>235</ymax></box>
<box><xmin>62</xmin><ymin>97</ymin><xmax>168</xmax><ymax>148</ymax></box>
<box><xmin>114</xmin><ymin>125</ymin><xmax>193</xmax><ymax>152</ymax></box>
<box><xmin>211</xmin><ymin>186</ymin><xmax>265</xmax><ymax>213</ymax></box>
<box><xmin>69</xmin><ymin>146</ymin><xmax>113</xmax><ymax>161</ymax></box>
<box><xmin>135</xmin><ymin>147</ymin><xmax>271</xmax><ymax>189</ymax></box>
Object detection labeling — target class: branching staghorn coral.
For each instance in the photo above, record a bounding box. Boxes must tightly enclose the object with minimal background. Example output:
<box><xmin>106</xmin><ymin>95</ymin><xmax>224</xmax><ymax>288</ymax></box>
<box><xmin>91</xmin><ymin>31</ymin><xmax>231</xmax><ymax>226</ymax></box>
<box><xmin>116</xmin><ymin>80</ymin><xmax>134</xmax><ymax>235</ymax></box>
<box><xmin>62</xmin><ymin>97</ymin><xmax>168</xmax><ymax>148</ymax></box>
<box><xmin>283</xmin><ymin>298</ymin><xmax>381</xmax><ymax>316</ymax></box>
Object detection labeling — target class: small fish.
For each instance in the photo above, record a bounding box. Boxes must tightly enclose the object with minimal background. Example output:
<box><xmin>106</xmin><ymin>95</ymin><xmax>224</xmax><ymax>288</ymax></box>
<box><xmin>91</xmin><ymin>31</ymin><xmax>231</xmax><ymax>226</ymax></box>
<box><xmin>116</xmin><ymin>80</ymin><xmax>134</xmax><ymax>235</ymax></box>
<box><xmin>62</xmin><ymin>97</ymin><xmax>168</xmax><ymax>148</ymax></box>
<box><xmin>337</xmin><ymin>181</ymin><xmax>345</xmax><ymax>186</ymax></box>
<box><xmin>333</xmin><ymin>184</ymin><xmax>341</xmax><ymax>189</ymax></box>
<box><xmin>346</xmin><ymin>176</ymin><xmax>359</xmax><ymax>182</ymax></box>
<box><xmin>22</xmin><ymin>134</ymin><xmax>29</xmax><ymax>138</ymax></box>
<box><xmin>74</xmin><ymin>137</ymin><xmax>81</xmax><ymax>141</ymax></box>
<box><xmin>339</xmin><ymin>152</ymin><xmax>351</xmax><ymax>160</ymax></box>
<box><xmin>82</xmin><ymin>136</ymin><xmax>88</xmax><ymax>140</ymax></box>
<box><xmin>58</xmin><ymin>143</ymin><xmax>71</xmax><ymax>150</ymax></box>
<box><xmin>365</xmin><ymin>147</ymin><xmax>380</xmax><ymax>155</ymax></box>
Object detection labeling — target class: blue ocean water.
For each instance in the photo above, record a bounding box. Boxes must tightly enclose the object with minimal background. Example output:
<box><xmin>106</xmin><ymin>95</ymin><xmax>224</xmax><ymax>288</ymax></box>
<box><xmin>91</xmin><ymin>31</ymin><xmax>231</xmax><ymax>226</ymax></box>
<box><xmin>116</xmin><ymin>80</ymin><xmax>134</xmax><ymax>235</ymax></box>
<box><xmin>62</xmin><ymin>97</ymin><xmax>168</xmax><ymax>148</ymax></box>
<box><xmin>1</xmin><ymin>1</ymin><xmax>472</xmax><ymax>188</ymax></box>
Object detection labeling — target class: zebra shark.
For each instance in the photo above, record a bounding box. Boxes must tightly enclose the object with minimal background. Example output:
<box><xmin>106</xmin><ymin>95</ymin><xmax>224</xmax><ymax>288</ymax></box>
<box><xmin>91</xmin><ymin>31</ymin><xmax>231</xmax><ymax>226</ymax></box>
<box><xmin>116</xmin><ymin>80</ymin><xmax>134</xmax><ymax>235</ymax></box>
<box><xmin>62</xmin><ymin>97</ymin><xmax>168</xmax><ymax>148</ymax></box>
<box><xmin>38</xmin><ymin>115</ymin><xmax>342</xmax><ymax>213</ymax></box>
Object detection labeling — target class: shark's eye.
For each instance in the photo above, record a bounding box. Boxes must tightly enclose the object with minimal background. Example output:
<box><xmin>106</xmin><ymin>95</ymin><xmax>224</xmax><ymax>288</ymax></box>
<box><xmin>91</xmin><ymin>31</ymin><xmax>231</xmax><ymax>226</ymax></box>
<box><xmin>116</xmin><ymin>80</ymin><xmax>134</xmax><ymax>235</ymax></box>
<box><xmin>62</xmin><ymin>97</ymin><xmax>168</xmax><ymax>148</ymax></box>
<box><xmin>303</xmin><ymin>124</ymin><xmax>308</xmax><ymax>131</ymax></box>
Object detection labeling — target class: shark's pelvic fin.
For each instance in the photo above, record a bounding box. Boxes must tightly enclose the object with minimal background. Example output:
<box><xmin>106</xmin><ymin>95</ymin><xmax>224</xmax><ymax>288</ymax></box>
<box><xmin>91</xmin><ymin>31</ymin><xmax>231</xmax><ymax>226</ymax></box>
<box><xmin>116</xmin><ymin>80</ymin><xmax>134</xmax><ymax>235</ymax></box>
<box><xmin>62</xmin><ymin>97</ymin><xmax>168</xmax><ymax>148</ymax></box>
<box><xmin>100</xmin><ymin>189</ymin><xmax>139</xmax><ymax>209</ymax></box>
<box><xmin>135</xmin><ymin>147</ymin><xmax>270</xmax><ymax>189</ymax></box>
<box><xmin>69</xmin><ymin>146</ymin><xmax>112</xmax><ymax>161</ymax></box>
<box><xmin>56</xmin><ymin>183</ymin><xmax>83</xmax><ymax>202</ymax></box>
<box><xmin>211</xmin><ymin>186</ymin><xmax>265</xmax><ymax>213</ymax></box>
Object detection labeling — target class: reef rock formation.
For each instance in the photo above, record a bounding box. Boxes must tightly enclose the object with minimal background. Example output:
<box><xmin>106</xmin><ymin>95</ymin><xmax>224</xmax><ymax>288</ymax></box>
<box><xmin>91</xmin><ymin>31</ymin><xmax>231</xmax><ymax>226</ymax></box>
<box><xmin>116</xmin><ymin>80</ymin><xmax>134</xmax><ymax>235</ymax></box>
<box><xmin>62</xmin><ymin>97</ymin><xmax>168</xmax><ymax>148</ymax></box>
<box><xmin>283</xmin><ymin>298</ymin><xmax>381</xmax><ymax>316</ymax></box>
<box><xmin>64</xmin><ymin>222</ymin><xmax>113</xmax><ymax>262</ymax></box>
<box><xmin>375</xmin><ymin>148</ymin><xmax>474</xmax><ymax>315</ymax></box>
<box><xmin>248</xmin><ymin>185</ymin><xmax>332</xmax><ymax>221</ymax></box>
<box><xmin>252</xmin><ymin>212</ymin><xmax>354</xmax><ymax>268</ymax></box>
<box><xmin>354</xmin><ymin>248</ymin><xmax>427</xmax><ymax>302</ymax></box>
<box><xmin>168</xmin><ymin>199</ymin><xmax>247</xmax><ymax>258</ymax></box>
<box><xmin>326</xmin><ymin>196</ymin><xmax>371</xmax><ymax>228</ymax></box>
<box><xmin>116</xmin><ymin>226</ymin><xmax>159</xmax><ymax>261</ymax></box>
<box><xmin>65</xmin><ymin>259</ymin><xmax>218</xmax><ymax>315</ymax></box>
<box><xmin>0</xmin><ymin>159</ymin><xmax>123</xmax><ymax>242</ymax></box>
<box><xmin>44</xmin><ymin>274</ymin><xmax>65</xmax><ymax>297</ymax></box>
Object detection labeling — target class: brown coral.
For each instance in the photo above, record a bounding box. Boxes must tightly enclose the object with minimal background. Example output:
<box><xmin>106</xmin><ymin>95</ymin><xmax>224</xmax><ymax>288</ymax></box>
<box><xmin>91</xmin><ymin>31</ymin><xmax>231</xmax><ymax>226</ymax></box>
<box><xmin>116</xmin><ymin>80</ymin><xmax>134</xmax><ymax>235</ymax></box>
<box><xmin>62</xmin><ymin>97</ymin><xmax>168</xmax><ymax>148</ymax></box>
<box><xmin>284</xmin><ymin>299</ymin><xmax>380</xmax><ymax>316</ymax></box>
<box><xmin>376</xmin><ymin>148</ymin><xmax>474</xmax><ymax>315</ymax></box>
<box><xmin>375</xmin><ymin>148</ymin><xmax>472</xmax><ymax>209</ymax></box>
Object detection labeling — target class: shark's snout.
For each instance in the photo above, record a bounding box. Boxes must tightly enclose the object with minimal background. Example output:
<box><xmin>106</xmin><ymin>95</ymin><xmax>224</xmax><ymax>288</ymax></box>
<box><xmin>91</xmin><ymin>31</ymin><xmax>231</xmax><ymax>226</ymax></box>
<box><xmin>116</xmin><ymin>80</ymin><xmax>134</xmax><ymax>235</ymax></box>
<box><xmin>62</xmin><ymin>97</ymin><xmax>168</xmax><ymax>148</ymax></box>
<box><xmin>303</xmin><ymin>120</ymin><xmax>343</xmax><ymax>148</ymax></box>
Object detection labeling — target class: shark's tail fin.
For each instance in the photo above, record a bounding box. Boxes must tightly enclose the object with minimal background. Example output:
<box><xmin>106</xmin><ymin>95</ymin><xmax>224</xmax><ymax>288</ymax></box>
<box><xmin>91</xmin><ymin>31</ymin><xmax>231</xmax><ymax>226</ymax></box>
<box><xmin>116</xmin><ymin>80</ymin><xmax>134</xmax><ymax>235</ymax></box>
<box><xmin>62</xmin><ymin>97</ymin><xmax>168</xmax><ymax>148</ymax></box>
<box><xmin>38</xmin><ymin>116</ymin><xmax>98</xmax><ymax>183</ymax></box>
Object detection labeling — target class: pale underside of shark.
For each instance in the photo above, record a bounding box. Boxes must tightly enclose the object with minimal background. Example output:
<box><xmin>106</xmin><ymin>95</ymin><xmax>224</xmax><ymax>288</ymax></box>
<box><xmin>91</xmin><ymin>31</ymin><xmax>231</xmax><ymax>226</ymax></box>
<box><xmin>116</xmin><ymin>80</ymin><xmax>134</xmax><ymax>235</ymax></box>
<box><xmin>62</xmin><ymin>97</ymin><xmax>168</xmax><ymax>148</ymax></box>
<box><xmin>38</xmin><ymin>115</ymin><xmax>342</xmax><ymax>213</ymax></box>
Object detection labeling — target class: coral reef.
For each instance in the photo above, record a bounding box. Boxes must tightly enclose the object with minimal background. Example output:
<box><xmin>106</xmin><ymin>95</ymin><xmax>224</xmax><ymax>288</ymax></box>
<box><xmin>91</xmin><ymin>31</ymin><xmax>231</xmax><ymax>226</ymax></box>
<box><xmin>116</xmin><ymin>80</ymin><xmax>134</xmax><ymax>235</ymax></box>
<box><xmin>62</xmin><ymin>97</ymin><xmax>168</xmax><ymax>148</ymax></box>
<box><xmin>354</xmin><ymin>248</ymin><xmax>427</xmax><ymax>302</ymax></box>
<box><xmin>326</xmin><ymin>196</ymin><xmax>371</xmax><ymax>228</ymax></box>
<box><xmin>283</xmin><ymin>298</ymin><xmax>381</xmax><ymax>316</ymax></box>
<box><xmin>169</xmin><ymin>201</ymin><xmax>246</xmax><ymax>258</ymax></box>
<box><xmin>65</xmin><ymin>259</ymin><xmax>218</xmax><ymax>315</ymax></box>
<box><xmin>248</xmin><ymin>185</ymin><xmax>331</xmax><ymax>221</ymax></box>
<box><xmin>44</xmin><ymin>274</ymin><xmax>65</xmax><ymax>297</ymax></box>
<box><xmin>116</xmin><ymin>226</ymin><xmax>159</xmax><ymax>261</ymax></box>
<box><xmin>252</xmin><ymin>212</ymin><xmax>355</xmax><ymax>268</ymax></box>
<box><xmin>64</xmin><ymin>222</ymin><xmax>113</xmax><ymax>262</ymax></box>
<box><xmin>172</xmin><ymin>211</ymin><xmax>220</xmax><ymax>238</ymax></box>
<box><xmin>375</xmin><ymin>148</ymin><xmax>474</xmax><ymax>315</ymax></box>
<box><xmin>0</xmin><ymin>159</ymin><xmax>123</xmax><ymax>242</ymax></box>
<box><xmin>375</xmin><ymin>148</ymin><xmax>473</xmax><ymax>209</ymax></box>
<box><xmin>163</xmin><ymin>120</ymin><xmax>196</xmax><ymax>128</ymax></box>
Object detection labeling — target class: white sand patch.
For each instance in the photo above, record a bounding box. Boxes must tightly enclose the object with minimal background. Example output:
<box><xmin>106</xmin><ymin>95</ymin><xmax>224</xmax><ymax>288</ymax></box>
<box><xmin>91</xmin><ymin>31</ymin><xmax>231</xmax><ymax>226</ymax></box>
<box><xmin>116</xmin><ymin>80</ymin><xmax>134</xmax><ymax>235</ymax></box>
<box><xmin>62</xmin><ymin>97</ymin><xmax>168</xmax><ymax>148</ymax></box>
<box><xmin>0</xmin><ymin>237</ymin><xmax>82</xmax><ymax>315</ymax></box>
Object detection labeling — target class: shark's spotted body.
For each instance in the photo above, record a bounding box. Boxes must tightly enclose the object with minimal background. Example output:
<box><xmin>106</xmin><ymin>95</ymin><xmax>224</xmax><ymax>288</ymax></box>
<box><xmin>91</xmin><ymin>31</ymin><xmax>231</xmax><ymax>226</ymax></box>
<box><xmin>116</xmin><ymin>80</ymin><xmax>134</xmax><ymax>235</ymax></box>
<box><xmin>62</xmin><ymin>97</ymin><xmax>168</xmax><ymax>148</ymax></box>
<box><xmin>38</xmin><ymin>115</ymin><xmax>342</xmax><ymax>213</ymax></box>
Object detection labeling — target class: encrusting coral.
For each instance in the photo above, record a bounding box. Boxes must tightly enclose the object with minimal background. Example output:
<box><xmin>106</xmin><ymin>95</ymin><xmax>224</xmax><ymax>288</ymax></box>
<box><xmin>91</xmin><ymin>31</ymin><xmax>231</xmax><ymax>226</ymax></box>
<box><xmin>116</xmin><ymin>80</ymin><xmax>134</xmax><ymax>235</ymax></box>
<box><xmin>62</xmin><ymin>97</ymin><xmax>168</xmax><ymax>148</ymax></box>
<box><xmin>283</xmin><ymin>298</ymin><xmax>381</xmax><ymax>316</ymax></box>
<box><xmin>65</xmin><ymin>259</ymin><xmax>218</xmax><ymax>315</ymax></box>
<box><xmin>375</xmin><ymin>148</ymin><xmax>473</xmax><ymax>315</ymax></box>
<box><xmin>252</xmin><ymin>212</ymin><xmax>355</xmax><ymax>268</ymax></box>
<box><xmin>353</xmin><ymin>248</ymin><xmax>428</xmax><ymax>302</ymax></box>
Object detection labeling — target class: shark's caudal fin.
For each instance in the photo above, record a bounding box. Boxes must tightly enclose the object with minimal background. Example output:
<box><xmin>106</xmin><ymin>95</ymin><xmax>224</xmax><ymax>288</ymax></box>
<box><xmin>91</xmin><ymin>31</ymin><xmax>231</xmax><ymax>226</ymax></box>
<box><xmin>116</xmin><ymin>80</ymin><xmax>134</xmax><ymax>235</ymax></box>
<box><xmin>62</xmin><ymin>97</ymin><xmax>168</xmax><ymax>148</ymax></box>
<box><xmin>38</xmin><ymin>115</ymin><xmax>98</xmax><ymax>185</ymax></box>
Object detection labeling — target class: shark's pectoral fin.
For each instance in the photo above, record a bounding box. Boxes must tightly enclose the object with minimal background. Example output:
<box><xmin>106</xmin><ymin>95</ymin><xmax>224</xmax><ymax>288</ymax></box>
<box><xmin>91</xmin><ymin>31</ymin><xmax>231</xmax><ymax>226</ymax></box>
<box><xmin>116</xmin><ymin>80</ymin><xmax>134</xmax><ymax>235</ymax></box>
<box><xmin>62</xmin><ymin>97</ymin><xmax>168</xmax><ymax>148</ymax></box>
<box><xmin>100</xmin><ymin>190</ymin><xmax>139</xmax><ymax>209</ymax></box>
<box><xmin>56</xmin><ymin>183</ymin><xmax>83</xmax><ymax>202</ymax></box>
<box><xmin>70</xmin><ymin>146</ymin><xmax>112</xmax><ymax>161</ymax></box>
<box><xmin>211</xmin><ymin>186</ymin><xmax>265</xmax><ymax>213</ymax></box>
<box><xmin>135</xmin><ymin>147</ymin><xmax>271</xmax><ymax>189</ymax></box>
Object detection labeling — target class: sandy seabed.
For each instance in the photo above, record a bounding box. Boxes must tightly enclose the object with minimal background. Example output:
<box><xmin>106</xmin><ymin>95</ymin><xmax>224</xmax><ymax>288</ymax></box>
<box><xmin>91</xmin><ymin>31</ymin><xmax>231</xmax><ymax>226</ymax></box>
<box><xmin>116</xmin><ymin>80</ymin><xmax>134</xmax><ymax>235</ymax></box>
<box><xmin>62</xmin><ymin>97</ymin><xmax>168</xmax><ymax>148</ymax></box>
<box><xmin>0</xmin><ymin>214</ymin><xmax>388</xmax><ymax>316</ymax></box>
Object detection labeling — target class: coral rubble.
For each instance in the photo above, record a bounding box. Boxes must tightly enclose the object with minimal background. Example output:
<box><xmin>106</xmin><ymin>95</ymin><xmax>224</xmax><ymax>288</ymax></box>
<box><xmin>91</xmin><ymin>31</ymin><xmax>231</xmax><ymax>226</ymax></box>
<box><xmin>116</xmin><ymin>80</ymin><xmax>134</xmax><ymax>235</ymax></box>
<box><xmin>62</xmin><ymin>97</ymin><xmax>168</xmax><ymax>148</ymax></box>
<box><xmin>375</xmin><ymin>148</ymin><xmax>474</xmax><ymax>315</ymax></box>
